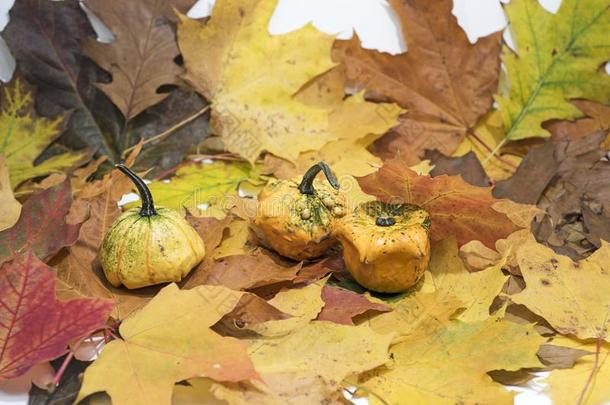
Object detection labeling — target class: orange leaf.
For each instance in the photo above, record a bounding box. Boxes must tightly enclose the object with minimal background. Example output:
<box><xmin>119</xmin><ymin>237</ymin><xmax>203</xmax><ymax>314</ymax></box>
<box><xmin>357</xmin><ymin>159</ymin><xmax>519</xmax><ymax>248</ymax></box>
<box><xmin>334</xmin><ymin>0</ymin><xmax>501</xmax><ymax>163</ymax></box>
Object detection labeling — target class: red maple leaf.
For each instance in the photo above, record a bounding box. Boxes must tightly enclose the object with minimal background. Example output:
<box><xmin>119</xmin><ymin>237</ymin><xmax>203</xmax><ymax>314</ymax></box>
<box><xmin>0</xmin><ymin>253</ymin><xmax>113</xmax><ymax>379</ymax></box>
<box><xmin>357</xmin><ymin>159</ymin><xmax>519</xmax><ymax>248</ymax></box>
<box><xmin>0</xmin><ymin>180</ymin><xmax>82</xmax><ymax>265</ymax></box>
<box><xmin>318</xmin><ymin>285</ymin><xmax>391</xmax><ymax>325</ymax></box>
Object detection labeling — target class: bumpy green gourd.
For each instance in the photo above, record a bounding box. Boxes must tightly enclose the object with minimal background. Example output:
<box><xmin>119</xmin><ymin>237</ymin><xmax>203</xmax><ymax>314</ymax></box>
<box><xmin>99</xmin><ymin>164</ymin><xmax>205</xmax><ymax>289</ymax></box>
<box><xmin>253</xmin><ymin>162</ymin><xmax>346</xmax><ymax>260</ymax></box>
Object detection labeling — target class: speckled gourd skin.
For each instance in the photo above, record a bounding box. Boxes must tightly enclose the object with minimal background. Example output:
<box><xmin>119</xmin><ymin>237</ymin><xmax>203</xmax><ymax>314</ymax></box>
<box><xmin>99</xmin><ymin>207</ymin><xmax>205</xmax><ymax>289</ymax></box>
<box><xmin>333</xmin><ymin>201</ymin><xmax>431</xmax><ymax>293</ymax></box>
<box><xmin>253</xmin><ymin>178</ymin><xmax>346</xmax><ymax>260</ymax></box>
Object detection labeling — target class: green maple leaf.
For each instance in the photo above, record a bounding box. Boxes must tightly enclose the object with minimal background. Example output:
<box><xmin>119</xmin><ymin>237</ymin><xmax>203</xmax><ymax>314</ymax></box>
<box><xmin>492</xmin><ymin>0</ymin><xmax>610</xmax><ymax>153</ymax></box>
<box><xmin>0</xmin><ymin>81</ymin><xmax>89</xmax><ymax>190</ymax></box>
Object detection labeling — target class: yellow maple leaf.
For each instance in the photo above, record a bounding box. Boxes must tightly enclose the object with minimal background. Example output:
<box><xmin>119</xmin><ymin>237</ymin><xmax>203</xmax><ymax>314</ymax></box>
<box><xmin>363</xmin><ymin>290</ymin><xmax>464</xmax><ymax>344</ymax></box>
<box><xmin>514</xmin><ymin>239</ymin><xmax>610</xmax><ymax>341</ymax></box>
<box><xmin>245</xmin><ymin>279</ymin><xmax>325</xmax><ymax>337</ymax></box>
<box><xmin>0</xmin><ymin>156</ymin><xmax>20</xmax><ymax>231</ymax></box>
<box><xmin>211</xmin><ymin>219</ymin><xmax>253</xmax><ymax>259</ymax></box>
<box><xmin>358</xmin><ymin>316</ymin><xmax>545</xmax><ymax>405</ymax></box>
<box><xmin>177</xmin><ymin>0</ymin><xmax>402</xmax><ymax>164</ymax></box>
<box><xmin>177</xmin><ymin>322</ymin><xmax>393</xmax><ymax>404</ymax></box>
<box><xmin>427</xmin><ymin>236</ymin><xmax>509</xmax><ymax>322</ymax></box>
<box><xmin>0</xmin><ymin>81</ymin><xmax>89</xmax><ymax>190</ymax></box>
<box><xmin>546</xmin><ymin>335</ymin><xmax>610</xmax><ymax>405</ymax></box>
<box><xmin>76</xmin><ymin>284</ymin><xmax>258</xmax><ymax>405</ymax></box>
<box><xmin>491</xmin><ymin>0</ymin><xmax>610</xmax><ymax>153</ymax></box>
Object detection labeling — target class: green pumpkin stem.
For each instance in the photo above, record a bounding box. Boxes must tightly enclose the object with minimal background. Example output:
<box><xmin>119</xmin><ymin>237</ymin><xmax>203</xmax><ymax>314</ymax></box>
<box><xmin>298</xmin><ymin>162</ymin><xmax>339</xmax><ymax>195</ymax></box>
<box><xmin>115</xmin><ymin>164</ymin><xmax>157</xmax><ymax>217</ymax></box>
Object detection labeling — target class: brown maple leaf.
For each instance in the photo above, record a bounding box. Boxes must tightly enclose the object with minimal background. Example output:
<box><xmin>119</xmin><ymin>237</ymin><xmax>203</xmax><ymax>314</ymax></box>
<box><xmin>334</xmin><ymin>0</ymin><xmax>501</xmax><ymax>164</ymax></box>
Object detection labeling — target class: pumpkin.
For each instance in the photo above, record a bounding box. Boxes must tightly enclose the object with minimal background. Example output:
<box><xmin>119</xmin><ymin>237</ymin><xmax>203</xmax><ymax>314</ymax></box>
<box><xmin>99</xmin><ymin>164</ymin><xmax>205</xmax><ymax>289</ymax></box>
<box><xmin>253</xmin><ymin>162</ymin><xmax>346</xmax><ymax>260</ymax></box>
<box><xmin>332</xmin><ymin>201</ymin><xmax>431</xmax><ymax>293</ymax></box>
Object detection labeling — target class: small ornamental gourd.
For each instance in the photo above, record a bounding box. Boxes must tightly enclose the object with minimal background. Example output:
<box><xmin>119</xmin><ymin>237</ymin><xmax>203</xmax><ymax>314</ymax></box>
<box><xmin>332</xmin><ymin>201</ymin><xmax>431</xmax><ymax>293</ymax></box>
<box><xmin>99</xmin><ymin>164</ymin><xmax>205</xmax><ymax>289</ymax></box>
<box><xmin>253</xmin><ymin>162</ymin><xmax>346</xmax><ymax>261</ymax></box>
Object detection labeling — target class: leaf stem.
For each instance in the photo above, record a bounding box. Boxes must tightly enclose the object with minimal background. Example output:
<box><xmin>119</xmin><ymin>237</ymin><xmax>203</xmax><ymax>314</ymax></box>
<box><xmin>122</xmin><ymin>104</ymin><xmax>210</xmax><ymax>157</ymax></box>
<box><xmin>467</xmin><ymin>131</ymin><xmax>517</xmax><ymax>169</ymax></box>
<box><xmin>576</xmin><ymin>337</ymin><xmax>603</xmax><ymax>405</ymax></box>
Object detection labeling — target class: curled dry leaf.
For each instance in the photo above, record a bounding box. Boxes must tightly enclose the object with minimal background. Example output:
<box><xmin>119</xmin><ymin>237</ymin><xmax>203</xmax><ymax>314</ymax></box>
<box><xmin>357</xmin><ymin>158</ymin><xmax>519</xmax><ymax>248</ymax></box>
<box><xmin>0</xmin><ymin>179</ymin><xmax>81</xmax><ymax>265</ymax></box>
<box><xmin>334</xmin><ymin>0</ymin><xmax>501</xmax><ymax>164</ymax></box>
<box><xmin>495</xmin><ymin>132</ymin><xmax>610</xmax><ymax>259</ymax></box>
<box><xmin>0</xmin><ymin>253</ymin><xmax>113</xmax><ymax>379</ymax></box>
<box><xmin>76</xmin><ymin>284</ymin><xmax>259</xmax><ymax>405</ymax></box>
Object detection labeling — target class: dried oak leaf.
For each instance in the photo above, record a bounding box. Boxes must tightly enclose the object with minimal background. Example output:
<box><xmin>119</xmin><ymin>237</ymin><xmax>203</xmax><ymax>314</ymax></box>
<box><xmin>545</xmin><ymin>100</ymin><xmax>610</xmax><ymax>142</ymax></box>
<box><xmin>514</xmin><ymin>239</ymin><xmax>610</xmax><ymax>341</ymax></box>
<box><xmin>358</xmin><ymin>316</ymin><xmax>545</xmax><ymax>404</ymax></box>
<box><xmin>357</xmin><ymin>158</ymin><xmax>519</xmax><ymax>248</ymax></box>
<box><xmin>82</xmin><ymin>0</ymin><xmax>183</xmax><ymax>119</ymax></box>
<box><xmin>334</xmin><ymin>0</ymin><xmax>501</xmax><ymax>164</ymax></box>
<box><xmin>492</xmin><ymin>0</ymin><xmax>610</xmax><ymax>147</ymax></box>
<box><xmin>0</xmin><ymin>179</ymin><xmax>81</xmax><ymax>265</ymax></box>
<box><xmin>76</xmin><ymin>284</ymin><xmax>259</xmax><ymax>405</ymax></box>
<box><xmin>494</xmin><ymin>132</ymin><xmax>610</xmax><ymax>258</ymax></box>
<box><xmin>129</xmin><ymin>89</ymin><xmax>210</xmax><ymax>176</ymax></box>
<box><xmin>0</xmin><ymin>253</ymin><xmax>113</xmax><ymax>380</ymax></box>
<box><xmin>0</xmin><ymin>80</ymin><xmax>90</xmax><ymax>190</ymax></box>
<box><xmin>317</xmin><ymin>285</ymin><xmax>391</xmax><ymax>326</ymax></box>
<box><xmin>4</xmin><ymin>0</ymin><xmax>123</xmax><ymax>161</ymax></box>
<box><xmin>177</xmin><ymin>0</ymin><xmax>402</xmax><ymax>164</ymax></box>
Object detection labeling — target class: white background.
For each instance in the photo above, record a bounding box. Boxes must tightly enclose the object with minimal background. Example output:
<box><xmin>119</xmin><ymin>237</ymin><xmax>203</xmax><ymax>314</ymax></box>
<box><xmin>0</xmin><ymin>0</ymin><xmax>576</xmax><ymax>403</ymax></box>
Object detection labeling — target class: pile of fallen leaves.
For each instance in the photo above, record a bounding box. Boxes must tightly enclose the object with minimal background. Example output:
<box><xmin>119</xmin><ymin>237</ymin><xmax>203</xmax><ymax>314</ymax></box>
<box><xmin>1</xmin><ymin>0</ymin><xmax>609</xmax><ymax>404</ymax></box>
